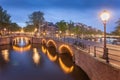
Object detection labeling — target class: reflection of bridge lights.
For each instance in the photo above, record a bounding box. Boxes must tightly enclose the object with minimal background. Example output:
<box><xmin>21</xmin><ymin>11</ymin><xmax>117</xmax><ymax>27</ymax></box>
<box><xmin>2</xmin><ymin>50</ymin><xmax>9</xmax><ymax>62</ymax></box>
<box><xmin>47</xmin><ymin>50</ymin><xmax>57</xmax><ymax>62</ymax></box>
<box><xmin>59</xmin><ymin>57</ymin><xmax>74</xmax><ymax>74</ymax></box>
<box><xmin>13</xmin><ymin>45</ymin><xmax>31</xmax><ymax>52</ymax></box>
<box><xmin>47</xmin><ymin>40</ymin><xmax>57</xmax><ymax>48</ymax></box>
<box><xmin>33</xmin><ymin>48</ymin><xmax>41</xmax><ymax>65</ymax></box>
<box><xmin>41</xmin><ymin>46</ymin><xmax>47</xmax><ymax>54</ymax></box>
<box><xmin>59</xmin><ymin>44</ymin><xmax>73</xmax><ymax>56</ymax></box>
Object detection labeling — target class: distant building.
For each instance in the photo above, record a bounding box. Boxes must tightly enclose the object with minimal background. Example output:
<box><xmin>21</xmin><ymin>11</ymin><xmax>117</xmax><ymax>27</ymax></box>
<box><xmin>40</xmin><ymin>22</ymin><xmax>58</xmax><ymax>36</ymax></box>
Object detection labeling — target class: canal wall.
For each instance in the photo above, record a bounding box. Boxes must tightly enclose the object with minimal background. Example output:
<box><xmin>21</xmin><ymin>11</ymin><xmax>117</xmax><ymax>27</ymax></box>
<box><xmin>32</xmin><ymin>37</ymin><xmax>41</xmax><ymax>44</ymax></box>
<box><xmin>0</xmin><ymin>37</ymin><xmax>42</xmax><ymax>45</ymax></box>
<box><xmin>75</xmin><ymin>50</ymin><xmax>120</xmax><ymax>80</ymax></box>
<box><xmin>0</xmin><ymin>37</ymin><xmax>11</xmax><ymax>45</ymax></box>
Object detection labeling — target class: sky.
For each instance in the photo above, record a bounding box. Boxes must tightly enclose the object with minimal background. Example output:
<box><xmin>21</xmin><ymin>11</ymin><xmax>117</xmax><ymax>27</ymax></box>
<box><xmin>0</xmin><ymin>0</ymin><xmax>120</xmax><ymax>33</ymax></box>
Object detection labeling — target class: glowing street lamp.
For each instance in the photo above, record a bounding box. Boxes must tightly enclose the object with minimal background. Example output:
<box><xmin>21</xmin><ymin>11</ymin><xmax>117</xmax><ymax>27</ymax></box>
<box><xmin>34</xmin><ymin>28</ymin><xmax>37</xmax><ymax>32</ymax></box>
<box><xmin>4</xmin><ymin>28</ymin><xmax>6</xmax><ymax>35</ymax></box>
<box><xmin>100</xmin><ymin>10</ymin><xmax>110</xmax><ymax>63</ymax></box>
<box><xmin>100</xmin><ymin>10</ymin><xmax>110</xmax><ymax>24</ymax></box>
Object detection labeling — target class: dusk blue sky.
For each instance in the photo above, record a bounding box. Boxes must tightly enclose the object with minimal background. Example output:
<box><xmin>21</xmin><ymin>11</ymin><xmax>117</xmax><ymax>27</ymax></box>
<box><xmin>0</xmin><ymin>0</ymin><xmax>120</xmax><ymax>33</ymax></box>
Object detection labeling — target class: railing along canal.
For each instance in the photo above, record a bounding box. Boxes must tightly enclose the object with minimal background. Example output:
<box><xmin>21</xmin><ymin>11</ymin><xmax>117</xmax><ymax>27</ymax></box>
<box><xmin>48</xmin><ymin>36</ymin><xmax>120</xmax><ymax>66</ymax></box>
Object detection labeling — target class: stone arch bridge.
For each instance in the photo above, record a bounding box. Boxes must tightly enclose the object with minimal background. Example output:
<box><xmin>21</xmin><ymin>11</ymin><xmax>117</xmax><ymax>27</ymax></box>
<box><xmin>41</xmin><ymin>38</ymin><xmax>78</xmax><ymax>58</ymax></box>
<box><xmin>0</xmin><ymin>36</ymin><xmax>120</xmax><ymax>80</ymax></box>
<box><xmin>33</xmin><ymin>37</ymin><xmax>120</xmax><ymax>80</ymax></box>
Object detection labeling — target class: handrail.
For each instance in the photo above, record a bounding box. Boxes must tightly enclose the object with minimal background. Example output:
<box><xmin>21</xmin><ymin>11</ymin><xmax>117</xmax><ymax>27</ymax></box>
<box><xmin>44</xmin><ymin>36</ymin><xmax>120</xmax><ymax>65</ymax></box>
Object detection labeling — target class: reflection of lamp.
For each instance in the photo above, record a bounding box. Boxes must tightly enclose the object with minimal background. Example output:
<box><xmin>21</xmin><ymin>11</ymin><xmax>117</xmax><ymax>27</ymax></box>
<box><xmin>33</xmin><ymin>48</ymin><xmax>40</xmax><ymax>65</ymax></box>
<box><xmin>2</xmin><ymin>50</ymin><xmax>9</xmax><ymax>62</ymax></box>
<box><xmin>100</xmin><ymin>10</ymin><xmax>110</xmax><ymax>63</ymax></box>
<box><xmin>47</xmin><ymin>50</ymin><xmax>57</xmax><ymax>61</ymax></box>
<box><xmin>59</xmin><ymin>57</ymin><xmax>74</xmax><ymax>74</ymax></box>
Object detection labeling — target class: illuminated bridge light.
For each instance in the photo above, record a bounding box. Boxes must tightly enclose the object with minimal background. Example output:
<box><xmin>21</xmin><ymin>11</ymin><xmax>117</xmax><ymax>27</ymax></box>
<box><xmin>47</xmin><ymin>50</ymin><xmax>57</xmax><ymax>62</ymax></box>
<box><xmin>59</xmin><ymin>44</ymin><xmax>73</xmax><ymax>56</ymax></box>
<box><xmin>42</xmin><ymin>39</ymin><xmax>46</xmax><ymax>44</ymax></box>
<box><xmin>33</xmin><ymin>48</ymin><xmax>41</xmax><ymax>65</ymax></box>
<box><xmin>47</xmin><ymin>40</ymin><xmax>57</xmax><ymax>48</ymax></box>
<box><xmin>13</xmin><ymin>44</ymin><xmax>31</xmax><ymax>52</ymax></box>
<box><xmin>59</xmin><ymin>57</ymin><xmax>74</xmax><ymax>74</ymax></box>
<box><xmin>2</xmin><ymin>50</ymin><xmax>9</xmax><ymax>62</ymax></box>
<box><xmin>41</xmin><ymin>46</ymin><xmax>47</xmax><ymax>54</ymax></box>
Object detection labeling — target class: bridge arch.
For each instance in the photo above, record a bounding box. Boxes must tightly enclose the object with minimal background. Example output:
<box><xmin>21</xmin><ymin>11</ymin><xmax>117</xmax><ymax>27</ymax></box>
<box><xmin>12</xmin><ymin>37</ymin><xmax>31</xmax><ymax>45</ymax></box>
<box><xmin>41</xmin><ymin>45</ymin><xmax>47</xmax><ymax>54</ymax></box>
<box><xmin>42</xmin><ymin>39</ymin><xmax>47</xmax><ymax>45</ymax></box>
<box><xmin>46</xmin><ymin>39</ymin><xmax>57</xmax><ymax>49</ymax></box>
<box><xmin>58</xmin><ymin>44</ymin><xmax>73</xmax><ymax>56</ymax></box>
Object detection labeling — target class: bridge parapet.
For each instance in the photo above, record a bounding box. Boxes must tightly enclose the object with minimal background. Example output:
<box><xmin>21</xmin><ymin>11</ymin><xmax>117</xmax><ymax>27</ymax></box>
<box><xmin>42</xmin><ymin>37</ymin><xmax>120</xmax><ymax>80</ymax></box>
<box><xmin>0</xmin><ymin>36</ymin><xmax>120</xmax><ymax>80</ymax></box>
<box><xmin>41</xmin><ymin>38</ymin><xmax>77</xmax><ymax>57</ymax></box>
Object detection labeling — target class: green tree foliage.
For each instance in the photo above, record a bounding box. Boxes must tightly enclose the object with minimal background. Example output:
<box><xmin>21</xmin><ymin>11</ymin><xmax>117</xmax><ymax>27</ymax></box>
<box><xmin>74</xmin><ymin>26</ymin><xmax>80</xmax><ymax>35</ymax></box>
<box><xmin>68</xmin><ymin>21</ymin><xmax>74</xmax><ymax>33</ymax></box>
<box><xmin>73</xmin><ymin>23</ymin><xmax>86</xmax><ymax>36</ymax></box>
<box><xmin>9</xmin><ymin>23</ymin><xmax>21</xmax><ymax>32</ymax></box>
<box><xmin>27</xmin><ymin>11</ymin><xmax>44</xmax><ymax>28</ymax></box>
<box><xmin>112</xmin><ymin>18</ymin><xmax>120</xmax><ymax>35</ymax></box>
<box><xmin>0</xmin><ymin>6</ymin><xmax>11</xmax><ymax>29</ymax></box>
<box><xmin>56</xmin><ymin>20</ymin><xmax>103</xmax><ymax>37</ymax></box>
<box><xmin>0</xmin><ymin>6</ymin><xmax>21</xmax><ymax>32</ymax></box>
<box><xmin>56</xmin><ymin>20</ymin><xmax>68</xmax><ymax>33</ymax></box>
<box><xmin>24</xmin><ymin>25</ymin><xmax>35</xmax><ymax>32</ymax></box>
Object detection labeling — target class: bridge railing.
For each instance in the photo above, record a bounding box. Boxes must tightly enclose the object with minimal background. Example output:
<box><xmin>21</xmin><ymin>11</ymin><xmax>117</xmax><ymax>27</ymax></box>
<box><xmin>47</xmin><ymin>36</ymin><xmax>120</xmax><ymax>66</ymax></box>
<box><xmin>73</xmin><ymin>42</ymin><xmax>120</xmax><ymax>66</ymax></box>
<box><xmin>108</xmin><ymin>48</ymin><xmax>120</xmax><ymax>64</ymax></box>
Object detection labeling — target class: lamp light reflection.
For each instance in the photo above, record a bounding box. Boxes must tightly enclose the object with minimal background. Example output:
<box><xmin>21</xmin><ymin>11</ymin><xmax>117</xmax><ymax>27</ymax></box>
<box><xmin>2</xmin><ymin>50</ymin><xmax>9</xmax><ymax>62</ymax></box>
<box><xmin>59</xmin><ymin>57</ymin><xmax>74</xmax><ymax>74</ymax></box>
<box><xmin>33</xmin><ymin>48</ymin><xmax>41</xmax><ymax>65</ymax></box>
<box><xmin>47</xmin><ymin>50</ymin><xmax>57</xmax><ymax>61</ymax></box>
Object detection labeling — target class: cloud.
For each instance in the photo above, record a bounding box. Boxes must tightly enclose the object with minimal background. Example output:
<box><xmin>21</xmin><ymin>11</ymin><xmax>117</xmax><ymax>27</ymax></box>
<box><xmin>0</xmin><ymin>0</ymin><xmax>120</xmax><ymax>32</ymax></box>
<box><xmin>0</xmin><ymin>0</ymin><xmax>120</xmax><ymax>10</ymax></box>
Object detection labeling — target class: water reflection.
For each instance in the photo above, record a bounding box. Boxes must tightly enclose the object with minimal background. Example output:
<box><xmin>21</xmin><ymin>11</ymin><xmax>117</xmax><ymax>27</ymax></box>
<box><xmin>41</xmin><ymin>45</ymin><xmax>47</xmax><ymax>54</ymax></box>
<box><xmin>0</xmin><ymin>44</ymin><xmax>90</xmax><ymax>80</ymax></box>
<box><xmin>44</xmin><ymin>46</ymin><xmax>74</xmax><ymax>74</ymax></box>
<box><xmin>1</xmin><ymin>50</ymin><xmax>9</xmax><ymax>62</ymax></box>
<box><xmin>58</xmin><ymin>57</ymin><xmax>74</xmax><ymax>74</ymax></box>
<box><xmin>45</xmin><ymin>46</ymin><xmax>90</xmax><ymax>80</ymax></box>
<box><xmin>47</xmin><ymin>50</ymin><xmax>57</xmax><ymax>62</ymax></box>
<box><xmin>13</xmin><ymin>44</ymin><xmax>31</xmax><ymax>52</ymax></box>
<box><xmin>32</xmin><ymin>48</ymin><xmax>41</xmax><ymax>65</ymax></box>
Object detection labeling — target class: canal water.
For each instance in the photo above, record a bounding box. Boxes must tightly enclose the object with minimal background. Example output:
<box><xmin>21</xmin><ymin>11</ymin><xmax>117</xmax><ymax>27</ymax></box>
<box><xmin>0</xmin><ymin>40</ymin><xmax>90</xmax><ymax>80</ymax></box>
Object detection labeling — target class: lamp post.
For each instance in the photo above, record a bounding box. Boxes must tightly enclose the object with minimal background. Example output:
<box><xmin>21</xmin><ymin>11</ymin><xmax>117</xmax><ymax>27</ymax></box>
<box><xmin>4</xmin><ymin>28</ymin><xmax>6</xmax><ymax>36</ymax></box>
<box><xmin>100</xmin><ymin>10</ymin><xmax>110</xmax><ymax>63</ymax></box>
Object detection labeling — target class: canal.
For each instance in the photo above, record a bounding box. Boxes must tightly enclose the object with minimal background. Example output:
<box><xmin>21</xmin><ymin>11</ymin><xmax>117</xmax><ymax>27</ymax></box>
<box><xmin>0</xmin><ymin>39</ymin><xmax>90</xmax><ymax>80</ymax></box>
